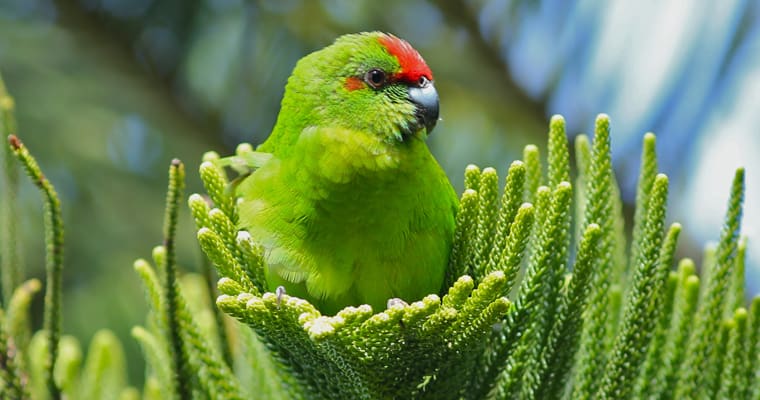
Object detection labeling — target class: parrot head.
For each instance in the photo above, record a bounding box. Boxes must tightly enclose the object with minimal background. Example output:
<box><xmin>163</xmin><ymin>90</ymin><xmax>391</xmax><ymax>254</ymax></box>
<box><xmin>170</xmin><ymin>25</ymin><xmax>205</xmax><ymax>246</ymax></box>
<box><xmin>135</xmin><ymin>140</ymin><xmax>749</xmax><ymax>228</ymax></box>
<box><xmin>268</xmin><ymin>32</ymin><xmax>440</xmax><ymax>151</ymax></box>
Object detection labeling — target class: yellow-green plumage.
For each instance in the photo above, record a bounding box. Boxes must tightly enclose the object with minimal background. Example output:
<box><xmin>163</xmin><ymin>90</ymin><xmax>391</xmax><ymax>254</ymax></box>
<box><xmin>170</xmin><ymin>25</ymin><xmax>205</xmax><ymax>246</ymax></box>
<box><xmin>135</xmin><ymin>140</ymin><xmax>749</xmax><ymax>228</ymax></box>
<box><xmin>237</xmin><ymin>32</ymin><xmax>457</xmax><ymax>314</ymax></box>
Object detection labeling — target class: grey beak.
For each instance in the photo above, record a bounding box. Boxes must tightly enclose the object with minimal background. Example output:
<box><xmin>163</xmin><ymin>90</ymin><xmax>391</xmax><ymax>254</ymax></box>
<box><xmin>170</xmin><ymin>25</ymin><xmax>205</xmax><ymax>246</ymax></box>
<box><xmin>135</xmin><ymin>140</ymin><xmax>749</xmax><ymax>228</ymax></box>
<box><xmin>408</xmin><ymin>82</ymin><xmax>439</xmax><ymax>134</ymax></box>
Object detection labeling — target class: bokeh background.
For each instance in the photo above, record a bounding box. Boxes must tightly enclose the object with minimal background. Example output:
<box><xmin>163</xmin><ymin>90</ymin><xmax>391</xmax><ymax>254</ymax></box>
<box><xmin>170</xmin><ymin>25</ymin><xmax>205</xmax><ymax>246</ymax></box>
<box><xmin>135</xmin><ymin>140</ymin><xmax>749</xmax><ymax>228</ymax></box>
<box><xmin>1</xmin><ymin>0</ymin><xmax>758</xmax><ymax>385</ymax></box>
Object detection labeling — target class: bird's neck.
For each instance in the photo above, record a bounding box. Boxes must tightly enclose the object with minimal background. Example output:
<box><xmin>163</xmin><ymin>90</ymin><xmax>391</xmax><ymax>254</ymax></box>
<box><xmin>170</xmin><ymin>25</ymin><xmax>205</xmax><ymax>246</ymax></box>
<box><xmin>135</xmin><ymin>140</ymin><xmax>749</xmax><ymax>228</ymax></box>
<box><xmin>285</xmin><ymin>128</ymin><xmax>434</xmax><ymax>209</ymax></box>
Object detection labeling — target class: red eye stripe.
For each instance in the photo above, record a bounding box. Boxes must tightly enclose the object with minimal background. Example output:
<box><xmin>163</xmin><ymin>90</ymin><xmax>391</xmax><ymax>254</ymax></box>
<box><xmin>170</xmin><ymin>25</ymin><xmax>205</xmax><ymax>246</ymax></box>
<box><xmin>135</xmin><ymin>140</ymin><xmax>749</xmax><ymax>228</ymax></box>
<box><xmin>378</xmin><ymin>34</ymin><xmax>433</xmax><ymax>84</ymax></box>
<box><xmin>344</xmin><ymin>76</ymin><xmax>364</xmax><ymax>91</ymax></box>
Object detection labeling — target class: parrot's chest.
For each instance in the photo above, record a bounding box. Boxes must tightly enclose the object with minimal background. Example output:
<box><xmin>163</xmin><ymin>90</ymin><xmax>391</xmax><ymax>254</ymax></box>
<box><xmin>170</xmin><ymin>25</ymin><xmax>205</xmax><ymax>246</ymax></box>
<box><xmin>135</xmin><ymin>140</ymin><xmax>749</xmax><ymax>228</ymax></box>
<box><xmin>307</xmin><ymin>160</ymin><xmax>426</xmax><ymax>243</ymax></box>
<box><xmin>293</xmin><ymin>163</ymin><xmax>451</xmax><ymax>310</ymax></box>
<box><xmin>241</xmin><ymin>135</ymin><xmax>455</xmax><ymax>312</ymax></box>
<box><xmin>295</xmin><ymin>135</ymin><xmax>429</xmax><ymax>230</ymax></box>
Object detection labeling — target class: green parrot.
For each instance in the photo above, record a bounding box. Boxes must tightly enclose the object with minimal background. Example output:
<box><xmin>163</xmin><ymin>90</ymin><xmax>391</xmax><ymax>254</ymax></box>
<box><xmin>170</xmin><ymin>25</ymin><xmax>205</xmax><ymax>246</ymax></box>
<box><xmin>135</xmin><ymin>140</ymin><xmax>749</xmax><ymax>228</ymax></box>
<box><xmin>236</xmin><ymin>32</ymin><xmax>458</xmax><ymax>315</ymax></box>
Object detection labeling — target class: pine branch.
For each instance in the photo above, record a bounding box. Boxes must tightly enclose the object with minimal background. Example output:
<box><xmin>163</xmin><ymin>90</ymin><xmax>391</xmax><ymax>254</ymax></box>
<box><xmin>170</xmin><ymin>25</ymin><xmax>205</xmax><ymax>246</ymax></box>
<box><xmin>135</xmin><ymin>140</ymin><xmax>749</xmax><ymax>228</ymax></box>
<box><xmin>634</xmin><ymin>271</ymin><xmax>678</xmax><ymax>398</ymax></box>
<box><xmin>603</xmin><ymin>284</ymin><xmax>623</xmax><ymax>358</ymax></box>
<box><xmin>522</xmin><ymin>145</ymin><xmax>542</xmax><ymax>203</ymax></box>
<box><xmin>199</xmin><ymin>155</ymin><xmax>237</xmax><ymax>224</ymax></box>
<box><xmin>570</xmin><ymin>114</ymin><xmax>614</xmax><ymax>399</ymax></box>
<box><xmin>188</xmin><ymin>192</ymin><xmax>264</xmax><ymax>294</ymax></box>
<box><xmin>208</xmin><ymin>206</ymin><xmax>255</xmax><ymax>277</ymax></box>
<box><xmin>464</xmin><ymin>164</ymin><xmax>481</xmax><ymax>192</ymax></box>
<box><xmin>533</xmin><ymin>116</ymin><xmax>572</xmax><ymax>397</ymax></box>
<box><xmin>217</xmin><ymin>268</ymin><xmax>513</xmax><ymax>399</ymax></box>
<box><xmin>538</xmin><ymin>223</ymin><xmax>602</xmax><ymax>399</ymax></box>
<box><xmin>54</xmin><ymin>336</ymin><xmax>83</xmax><ymax>399</ymax></box>
<box><xmin>134</xmin><ymin>259</ymin><xmax>164</xmax><ymax>329</ymax></box>
<box><xmin>716</xmin><ymin>307</ymin><xmax>748</xmax><ymax>399</ymax></box>
<box><xmin>547</xmin><ymin>115</ymin><xmax>570</xmax><ymax>187</ymax></box>
<box><xmin>445</xmin><ymin>164</ymin><xmax>483</xmax><ymax>284</ymax></box>
<box><xmin>705</xmin><ymin>318</ymin><xmax>732</xmax><ymax>398</ymax></box>
<box><xmin>8</xmin><ymin>135</ymin><xmax>63</xmax><ymax>400</ymax></box>
<box><xmin>608</xmin><ymin>171</ymin><xmax>628</xmax><ymax>286</ymax></box>
<box><xmin>158</xmin><ymin>160</ymin><xmax>193</xmax><ymax>400</ymax></box>
<box><xmin>176</xmin><ymin>298</ymin><xmax>245</xmax><ymax>399</ymax></box>
<box><xmin>445</xmin><ymin>189</ymin><xmax>478</xmax><ymax>287</ymax></box>
<box><xmin>189</xmin><ymin>115</ymin><xmax>755</xmax><ymax>400</ymax></box>
<box><xmin>196</xmin><ymin>228</ymin><xmax>256</xmax><ymax>294</ymax></box>
<box><xmin>0</xmin><ymin>279</ymin><xmax>41</xmax><ymax>399</ymax></box>
<box><xmin>78</xmin><ymin>331</ymin><xmax>127</xmax><ymax>400</ymax></box>
<box><xmin>469</xmin><ymin>204</ymin><xmax>535</xmax><ymax>399</ymax></box>
<box><xmin>5</xmin><ymin>279</ymin><xmax>41</xmax><ymax>352</ymax></box>
<box><xmin>699</xmin><ymin>243</ymin><xmax>717</xmax><ymax>301</ymax></box>
<box><xmin>487</xmin><ymin>203</ymin><xmax>534</xmax><ymax>285</ymax></box>
<box><xmin>597</xmin><ymin>171</ymin><xmax>673</xmax><ymax>399</ymax></box>
<box><xmin>131</xmin><ymin>326</ymin><xmax>174</xmax><ymax>399</ymax></box>
<box><xmin>199</xmin><ymin>254</ymin><xmax>234</xmax><ymax>368</ymax></box>
<box><xmin>485</xmin><ymin>161</ymin><xmax>526</xmax><ymax>273</ymax></box>
<box><xmin>629</xmin><ymin>133</ymin><xmax>658</xmax><ymax>272</ymax></box>
<box><xmin>573</xmin><ymin>134</ymin><xmax>591</xmax><ymax>245</ymax></box>
<box><xmin>728</xmin><ymin>238</ymin><xmax>747</xmax><ymax>316</ymax></box>
<box><xmin>657</xmin><ymin>259</ymin><xmax>699</xmax><ymax>399</ymax></box>
<box><xmin>142</xmin><ymin>160</ymin><xmax>246</xmax><ymax>399</ymax></box>
<box><xmin>133</xmin><ymin>257</ymin><xmax>174</xmax><ymax>398</ymax></box>
<box><xmin>472</xmin><ymin>168</ymin><xmax>500</xmax><ymax>280</ymax></box>
<box><xmin>676</xmin><ymin>168</ymin><xmax>745</xmax><ymax>399</ymax></box>
<box><xmin>500</xmin><ymin>182</ymin><xmax>572</xmax><ymax>398</ymax></box>
<box><xmin>0</xmin><ymin>309</ymin><xmax>28</xmax><ymax>400</ymax></box>
<box><xmin>234</xmin><ymin>322</ymin><xmax>294</xmax><ymax>399</ymax></box>
<box><xmin>27</xmin><ymin>330</ymin><xmax>50</xmax><ymax>399</ymax></box>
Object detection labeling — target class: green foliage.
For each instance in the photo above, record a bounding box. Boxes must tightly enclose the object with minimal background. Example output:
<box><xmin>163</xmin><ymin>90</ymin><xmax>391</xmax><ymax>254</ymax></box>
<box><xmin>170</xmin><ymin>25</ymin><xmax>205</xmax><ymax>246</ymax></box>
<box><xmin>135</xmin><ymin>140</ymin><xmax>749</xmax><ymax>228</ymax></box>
<box><xmin>537</xmin><ymin>223</ymin><xmax>601</xmax><ymax>399</ymax></box>
<box><xmin>445</xmin><ymin>188</ymin><xmax>478</xmax><ymax>288</ymax></box>
<box><xmin>8</xmin><ymin>135</ymin><xmax>64</xmax><ymax>400</ymax></box>
<box><xmin>1</xmin><ymin>127</ymin><xmax>139</xmax><ymax>400</ymax></box>
<box><xmin>718</xmin><ymin>307</ymin><xmax>748</xmax><ymax>399</ymax></box>
<box><xmin>0</xmin><ymin>96</ymin><xmax>756</xmax><ymax>399</ymax></box>
<box><xmin>570</xmin><ymin>115</ymin><xmax>616</xmax><ymax>399</ymax></box>
<box><xmin>77</xmin><ymin>330</ymin><xmax>128</xmax><ymax>400</ymax></box>
<box><xmin>634</xmin><ymin>270</ymin><xmax>678</xmax><ymax>398</ymax></box>
<box><xmin>159</xmin><ymin>160</ymin><xmax>194</xmax><ymax>400</ymax></box>
<box><xmin>133</xmin><ymin>162</ymin><xmax>246</xmax><ymax>400</ymax></box>
<box><xmin>485</xmin><ymin>160</ymin><xmax>526</xmax><ymax>275</ymax></box>
<box><xmin>0</xmin><ymin>309</ymin><xmax>27</xmax><ymax>399</ymax></box>
<box><xmin>598</xmin><ymin>172</ymin><xmax>674</xmax><ymax>398</ymax></box>
<box><xmin>657</xmin><ymin>259</ymin><xmax>700</xmax><ymax>398</ymax></box>
<box><xmin>630</xmin><ymin>133</ymin><xmax>658</xmax><ymax>273</ymax></box>
<box><xmin>191</xmin><ymin>113</ymin><xmax>756</xmax><ymax>399</ymax></box>
<box><xmin>676</xmin><ymin>167</ymin><xmax>745</xmax><ymax>399</ymax></box>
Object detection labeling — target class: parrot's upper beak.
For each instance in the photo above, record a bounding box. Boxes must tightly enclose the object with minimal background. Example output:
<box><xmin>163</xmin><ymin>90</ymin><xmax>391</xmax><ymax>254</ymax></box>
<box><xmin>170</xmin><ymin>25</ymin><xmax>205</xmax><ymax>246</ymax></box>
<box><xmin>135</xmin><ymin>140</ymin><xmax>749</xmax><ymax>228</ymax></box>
<box><xmin>408</xmin><ymin>81</ymin><xmax>439</xmax><ymax>135</ymax></box>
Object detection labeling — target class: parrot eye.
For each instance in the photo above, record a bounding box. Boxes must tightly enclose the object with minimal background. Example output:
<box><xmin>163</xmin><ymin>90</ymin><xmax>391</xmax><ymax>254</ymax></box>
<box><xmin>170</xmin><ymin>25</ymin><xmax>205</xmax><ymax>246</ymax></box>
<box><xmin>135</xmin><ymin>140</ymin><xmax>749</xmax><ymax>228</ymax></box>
<box><xmin>418</xmin><ymin>76</ymin><xmax>429</xmax><ymax>87</ymax></box>
<box><xmin>365</xmin><ymin>69</ymin><xmax>387</xmax><ymax>89</ymax></box>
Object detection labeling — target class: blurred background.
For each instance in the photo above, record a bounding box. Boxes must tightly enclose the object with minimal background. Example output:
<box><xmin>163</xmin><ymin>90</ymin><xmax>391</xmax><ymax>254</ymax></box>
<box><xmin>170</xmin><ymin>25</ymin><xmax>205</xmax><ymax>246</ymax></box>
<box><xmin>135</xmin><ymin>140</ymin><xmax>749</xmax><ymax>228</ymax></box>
<box><xmin>1</xmin><ymin>0</ymin><xmax>758</xmax><ymax>385</ymax></box>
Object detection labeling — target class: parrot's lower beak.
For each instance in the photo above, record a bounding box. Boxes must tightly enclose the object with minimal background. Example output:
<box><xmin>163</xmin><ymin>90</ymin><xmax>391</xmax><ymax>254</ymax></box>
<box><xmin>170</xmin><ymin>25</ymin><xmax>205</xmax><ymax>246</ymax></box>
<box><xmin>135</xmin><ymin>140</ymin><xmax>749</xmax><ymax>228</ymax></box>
<box><xmin>408</xmin><ymin>82</ymin><xmax>439</xmax><ymax>135</ymax></box>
